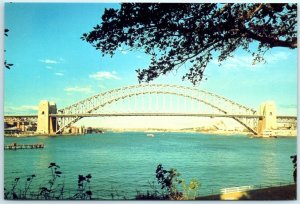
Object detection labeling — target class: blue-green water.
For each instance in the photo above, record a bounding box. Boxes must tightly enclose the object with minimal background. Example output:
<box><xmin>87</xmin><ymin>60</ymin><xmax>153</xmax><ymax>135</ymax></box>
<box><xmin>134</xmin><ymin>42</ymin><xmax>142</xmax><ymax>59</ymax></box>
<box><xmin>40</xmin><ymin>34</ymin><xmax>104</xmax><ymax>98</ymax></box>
<box><xmin>4</xmin><ymin>132</ymin><xmax>297</xmax><ymax>199</ymax></box>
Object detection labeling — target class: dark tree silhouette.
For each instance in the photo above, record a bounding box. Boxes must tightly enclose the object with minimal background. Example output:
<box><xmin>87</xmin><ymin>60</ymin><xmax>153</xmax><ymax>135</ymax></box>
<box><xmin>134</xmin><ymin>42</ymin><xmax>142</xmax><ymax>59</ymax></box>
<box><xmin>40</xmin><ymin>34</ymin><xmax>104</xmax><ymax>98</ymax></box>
<box><xmin>4</xmin><ymin>29</ymin><xmax>13</xmax><ymax>69</ymax></box>
<box><xmin>82</xmin><ymin>3</ymin><xmax>297</xmax><ymax>84</ymax></box>
<box><xmin>290</xmin><ymin>155</ymin><xmax>297</xmax><ymax>183</ymax></box>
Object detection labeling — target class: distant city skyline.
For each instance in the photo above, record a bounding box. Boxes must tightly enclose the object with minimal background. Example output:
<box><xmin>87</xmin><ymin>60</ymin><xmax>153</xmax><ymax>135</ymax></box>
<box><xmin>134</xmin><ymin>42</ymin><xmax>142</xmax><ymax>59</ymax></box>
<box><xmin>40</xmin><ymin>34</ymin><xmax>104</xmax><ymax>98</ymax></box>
<box><xmin>4</xmin><ymin>3</ymin><xmax>298</xmax><ymax>128</ymax></box>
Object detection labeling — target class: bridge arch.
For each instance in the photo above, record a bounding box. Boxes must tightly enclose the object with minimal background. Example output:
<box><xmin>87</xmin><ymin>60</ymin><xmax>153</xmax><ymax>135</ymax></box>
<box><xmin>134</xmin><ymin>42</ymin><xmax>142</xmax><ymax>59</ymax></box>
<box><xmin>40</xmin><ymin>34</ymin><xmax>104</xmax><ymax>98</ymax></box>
<box><xmin>55</xmin><ymin>84</ymin><xmax>258</xmax><ymax>134</ymax></box>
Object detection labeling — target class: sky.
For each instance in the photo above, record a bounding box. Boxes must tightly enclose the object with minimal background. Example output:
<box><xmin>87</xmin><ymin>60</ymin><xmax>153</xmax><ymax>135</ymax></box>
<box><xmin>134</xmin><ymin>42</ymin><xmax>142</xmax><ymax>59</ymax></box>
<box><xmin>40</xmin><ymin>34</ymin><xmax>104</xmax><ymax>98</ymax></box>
<box><xmin>3</xmin><ymin>3</ymin><xmax>298</xmax><ymax>128</ymax></box>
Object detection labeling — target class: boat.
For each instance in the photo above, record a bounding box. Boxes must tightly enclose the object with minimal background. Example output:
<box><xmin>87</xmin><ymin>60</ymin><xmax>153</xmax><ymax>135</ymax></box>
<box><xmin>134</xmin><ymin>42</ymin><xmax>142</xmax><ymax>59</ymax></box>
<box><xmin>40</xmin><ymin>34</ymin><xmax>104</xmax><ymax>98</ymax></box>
<box><xmin>250</xmin><ymin>130</ymin><xmax>278</xmax><ymax>139</ymax></box>
<box><xmin>261</xmin><ymin>130</ymin><xmax>278</xmax><ymax>138</ymax></box>
<box><xmin>147</xmin><ymin>133</ymin><xmax>155</xmax><ymax>137</ymax></box>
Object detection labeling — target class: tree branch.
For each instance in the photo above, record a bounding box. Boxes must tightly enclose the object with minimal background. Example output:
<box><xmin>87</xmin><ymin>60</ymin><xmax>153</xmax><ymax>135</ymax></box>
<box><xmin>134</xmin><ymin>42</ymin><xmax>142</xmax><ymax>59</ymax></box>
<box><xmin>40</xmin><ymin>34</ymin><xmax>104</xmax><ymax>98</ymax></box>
<box><xmin>242</xmin><ymin>28</ymin><xmax>297</xmax><ymax>48</ymax></box>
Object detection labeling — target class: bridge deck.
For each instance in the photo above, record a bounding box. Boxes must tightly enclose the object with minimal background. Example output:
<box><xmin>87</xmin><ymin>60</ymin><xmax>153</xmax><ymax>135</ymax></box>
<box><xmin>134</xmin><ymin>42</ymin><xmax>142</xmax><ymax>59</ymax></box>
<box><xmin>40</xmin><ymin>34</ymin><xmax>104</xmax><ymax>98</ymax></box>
<box><xmin>50</xmin><ymin>113</ymin><xmax>263</xmax><ymax>118</ymax></box>
<box><xmin>4</xmin><ymin>113</ymin><xmax>296</xmax><ymax>119</ymax></box>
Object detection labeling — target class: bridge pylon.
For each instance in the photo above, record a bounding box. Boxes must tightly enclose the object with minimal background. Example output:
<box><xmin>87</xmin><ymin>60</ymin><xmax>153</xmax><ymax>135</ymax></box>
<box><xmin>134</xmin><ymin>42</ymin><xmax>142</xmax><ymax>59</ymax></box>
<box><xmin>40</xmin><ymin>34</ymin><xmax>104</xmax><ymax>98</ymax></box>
<box><xmin>257</xmin><ymin>101</ymin><xmax>277</xmax><ymax>135</ymax></box>
<box><xmin>36</xmin><ymin>100</ymin><xmax>57</xmax><ymax>134</ymax></box>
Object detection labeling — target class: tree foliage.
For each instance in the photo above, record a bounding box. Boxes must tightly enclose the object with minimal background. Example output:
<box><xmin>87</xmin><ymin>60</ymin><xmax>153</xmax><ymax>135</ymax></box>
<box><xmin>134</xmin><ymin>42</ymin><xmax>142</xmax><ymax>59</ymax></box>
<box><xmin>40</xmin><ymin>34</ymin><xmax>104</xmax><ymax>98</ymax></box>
<box><xmin>82</xmin><ymin>3</ymin><xmax>297</xmax><ymax>84</ymax></box>
<box><xmin>136</xmin><ymin>164</ymin><xmax>198</xmax><ymax>200</ymax></box>
<box><xmin>4</xmin><ymin>29</ymin><xmax>14</xmax><ymax>69</ymax></box>
<box><xmin>4</xmin><ymin>162</ymin><xmax>93</xmax><ymax>200</ymax></box>
<box><xmin>290</xmin><ymin>155</ymin><xmax>297</xmax><ymax>183</ymax></box>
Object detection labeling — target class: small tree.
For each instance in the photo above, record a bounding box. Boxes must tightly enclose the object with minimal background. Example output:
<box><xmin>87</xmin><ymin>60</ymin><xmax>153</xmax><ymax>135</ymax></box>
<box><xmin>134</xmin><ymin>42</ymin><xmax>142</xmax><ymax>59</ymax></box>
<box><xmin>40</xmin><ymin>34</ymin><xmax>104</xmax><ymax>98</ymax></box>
<box><xmin>38</xmin><ymin>162</ymin><xmax>63</xmax><ymax>199</ymax></box>
<box><xmin>72</xmin><ymin>174</ymin><xmax>93</xmax><ymax>200</ymax></box>
<box><xmin>290</xmin><ymin>155</ymin><xmax>297</xmax><ymax>183</ymax></box>
<box><xmin>181</xmin><ymin>179</ymin><xmax>200</xmax><ymax>200</ymax></box>
<box><xmin>4</xmin><ymin>177</ymin><xmax>20</xmax><ymax>199</ymax></box>
<box><xmin>23</xmin><ymin>174</ymin><xmax>36</xmax><ymax>199</ymax></box>
<box><xmin>155</xmin><ymin>164</ymin><xmax>200</xmax><ymax>200</ymax></box>
<box><xmin>155</xmin><ymin>164</ymin><xmax>182</xmax><ymax>199</ymax></box>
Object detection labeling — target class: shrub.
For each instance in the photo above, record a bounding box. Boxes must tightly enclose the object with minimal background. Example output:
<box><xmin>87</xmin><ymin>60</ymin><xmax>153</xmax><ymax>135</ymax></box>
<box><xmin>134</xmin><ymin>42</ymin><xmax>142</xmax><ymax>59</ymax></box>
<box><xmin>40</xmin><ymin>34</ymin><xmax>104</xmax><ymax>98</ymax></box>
<box><xmin>4</xmin><ymin>162</ymin><xmax>93</xmax><ymax>200</ymax></box>
<box><xmin>290</xmin><ymin>155</ymin><xmax>297</xmax><ymax>183</ymax></box>
<box><xmin>136</xmin><ymin>164</ymin><xmax>200</xmax><ymax>200</ymax></box>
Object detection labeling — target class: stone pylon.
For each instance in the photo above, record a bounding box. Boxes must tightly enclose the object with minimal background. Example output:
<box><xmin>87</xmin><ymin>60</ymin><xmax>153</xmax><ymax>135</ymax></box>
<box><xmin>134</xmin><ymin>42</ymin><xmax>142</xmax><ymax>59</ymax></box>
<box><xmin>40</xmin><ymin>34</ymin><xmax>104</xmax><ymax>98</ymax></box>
<box><xmin>36</xmin><ymin>100</ymin><xmax>57</xmax><ymax>134</ymax></box>
<box><xmin>257</xmin><ymin>101</ymin><xmax>277</xmax><ymax>135</ymax></box>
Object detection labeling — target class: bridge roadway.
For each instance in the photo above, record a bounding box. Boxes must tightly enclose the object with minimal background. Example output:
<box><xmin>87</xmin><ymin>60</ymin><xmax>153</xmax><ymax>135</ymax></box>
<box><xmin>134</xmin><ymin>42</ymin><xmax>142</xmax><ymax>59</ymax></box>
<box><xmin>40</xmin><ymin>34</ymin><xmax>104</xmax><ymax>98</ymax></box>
<box><xmin>51</xmin><ymin>113</ymin><xmax>262</xmax><ymax>118</ymax></box>
<box><xmin>4</xmin><ymin>113</ymin><xmax>297</xmax><ymax>120</ymax></box>
<box><xmin>49</xmin><ymin>113</ymin><xmax>263</xmax><ymax>118</ymax></box>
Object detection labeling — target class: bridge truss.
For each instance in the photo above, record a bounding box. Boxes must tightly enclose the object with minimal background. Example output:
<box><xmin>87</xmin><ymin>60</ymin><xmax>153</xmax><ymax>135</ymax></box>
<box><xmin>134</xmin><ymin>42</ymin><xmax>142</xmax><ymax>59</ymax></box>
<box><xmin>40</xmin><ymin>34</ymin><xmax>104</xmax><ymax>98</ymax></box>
<box><xmin>55</xmin><ymin>84</ymin><xmax>260</xmax><ymax>134</ymax></box>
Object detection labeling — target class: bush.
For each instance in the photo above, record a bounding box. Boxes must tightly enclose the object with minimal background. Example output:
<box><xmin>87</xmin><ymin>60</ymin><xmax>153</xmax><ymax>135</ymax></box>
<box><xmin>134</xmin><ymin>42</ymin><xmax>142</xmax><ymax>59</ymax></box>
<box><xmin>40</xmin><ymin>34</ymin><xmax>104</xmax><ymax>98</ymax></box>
<box><xmin>290</xmin><ymin>155</ymin><xmax>297</xmax><ymax>183</ymax></box>
<box><xmin>136</xmin><ymin>164</ymin><xmax>200</xmax><ymax>200</ymax></box>
<box><xmin>4</xmin><ymin>162</ymin><xmax>93</xmax><ymax>200</ymax></box>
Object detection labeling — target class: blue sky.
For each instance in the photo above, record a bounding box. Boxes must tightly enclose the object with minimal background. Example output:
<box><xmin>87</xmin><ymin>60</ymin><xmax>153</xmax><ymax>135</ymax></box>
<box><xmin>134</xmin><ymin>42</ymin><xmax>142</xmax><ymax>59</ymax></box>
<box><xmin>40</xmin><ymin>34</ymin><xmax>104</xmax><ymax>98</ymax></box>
<box><xmin>4</xmin><ymin>3</ymin><xmax>298</xmax><ymax>122</ymax></box>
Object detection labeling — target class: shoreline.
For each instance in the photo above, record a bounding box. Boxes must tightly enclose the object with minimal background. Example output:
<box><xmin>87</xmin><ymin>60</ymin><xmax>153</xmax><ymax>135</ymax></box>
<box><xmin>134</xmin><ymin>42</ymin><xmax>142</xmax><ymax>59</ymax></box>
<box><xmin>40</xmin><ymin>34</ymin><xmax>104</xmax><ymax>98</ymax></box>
<box><xmin>4</xmin><ymin>133</ymin><xmax>85</xmax><ymax>137</ymax></box>
<box><xmin>4</xmin><ymin>129</ymin><xmax>296</xmax><ymax>138</ymax></box>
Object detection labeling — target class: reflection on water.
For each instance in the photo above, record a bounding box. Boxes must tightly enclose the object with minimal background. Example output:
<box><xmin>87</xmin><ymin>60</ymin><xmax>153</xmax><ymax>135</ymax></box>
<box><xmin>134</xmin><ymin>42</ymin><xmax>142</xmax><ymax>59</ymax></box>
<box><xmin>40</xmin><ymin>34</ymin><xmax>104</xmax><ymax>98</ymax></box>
<box><xmin>261</xmin><ymin>140</ymin><xmax>280</xmax><ymax>183</ymax></box>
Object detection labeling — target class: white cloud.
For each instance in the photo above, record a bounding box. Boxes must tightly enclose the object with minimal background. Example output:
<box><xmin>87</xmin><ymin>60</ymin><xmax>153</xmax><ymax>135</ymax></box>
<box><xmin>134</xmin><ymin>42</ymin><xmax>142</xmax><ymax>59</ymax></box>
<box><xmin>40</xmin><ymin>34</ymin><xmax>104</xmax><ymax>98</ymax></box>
<box><xmin>136</xmin><ymin>55</ymin><xmax>142</xmax><ymax>59</ymax></box>
<box><xmin>55</xmin><ymin>72</ymin><xmax>64</xmax><ymax>76</ymax></box>
<box><xmin>213</xmin><ymin>55</ymin><xmax>259</xmax><ymax>69</ymax></box>
<box><xmin>89</xmin><ymin>71</ymin><xmax>120</xmax><ymax>80</ymax></box>
<box><xmin>64</xmin><ymin>86</ymin><xmax>93</xmax><ymax>93</ymax></box>
<box><xmin>121</xmin><ymin>51</ymin><xmax>127</xmax><ymax>55</ymax></box>
<box><xmin>98</xmin><ymin>85</ymin><xmax>106</xmax><ymax>89</ymax></box>
<box><xmin>39</xmin><ymin>59</ymin><xmax>59</xmax><ymax>64</ymax></box>
<box><xmin>19</xmin><ymin>105</ymin><xmax>38</xmax><ymax>111</ymax></box>
<box><xmin>5</xmin><ymin>105</ymin><xmax>38</xmax><ymax>114</ymax></box>
<box><xmin>214</xmin><ymin>51</ymin><xmax>291</xmax><ymax>70</ymax></box>
<box><xmin>46</xmin><ymin>66</ymin><xmax>53</xmax><ymax>69</ymax></box>
<box><xmin>40</xmin><ymin>58</ymin><xmax>66</xmax><ymax>64</ymax></box>
<box><xmin>266</xmin><ymin>51</ymin><xmax>290</xmax><ymax>63</ymax></box>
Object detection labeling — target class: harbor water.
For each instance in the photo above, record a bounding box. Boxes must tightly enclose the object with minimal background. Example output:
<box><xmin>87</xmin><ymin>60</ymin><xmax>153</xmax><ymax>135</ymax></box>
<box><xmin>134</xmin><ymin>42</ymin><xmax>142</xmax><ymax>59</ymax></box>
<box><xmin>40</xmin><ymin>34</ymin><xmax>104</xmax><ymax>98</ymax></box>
<box><xmin>4</xmin><ymin>132</ymin><xmax>296</xmax><ymax>199</ymax></box>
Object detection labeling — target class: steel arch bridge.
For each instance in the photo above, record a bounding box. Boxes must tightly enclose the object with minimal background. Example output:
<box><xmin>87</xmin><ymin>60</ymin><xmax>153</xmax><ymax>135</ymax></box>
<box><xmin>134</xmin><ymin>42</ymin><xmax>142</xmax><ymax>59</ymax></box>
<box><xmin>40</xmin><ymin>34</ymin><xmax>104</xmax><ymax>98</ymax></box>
<box><xmin>54</xmin><ymin>84</ymin><xmax>260</xmax><ymax>134</ymax></box>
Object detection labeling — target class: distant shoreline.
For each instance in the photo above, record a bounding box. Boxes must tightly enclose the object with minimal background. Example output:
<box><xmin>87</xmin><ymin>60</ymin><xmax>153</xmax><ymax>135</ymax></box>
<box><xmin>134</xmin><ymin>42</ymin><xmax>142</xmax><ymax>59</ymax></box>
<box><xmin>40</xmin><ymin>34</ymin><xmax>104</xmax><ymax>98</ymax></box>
<box><xmin>4</xmin><ymin>133</ymin><xmax>85</xmax><ymax>138</ymax></box>
<box><xmin>4</xmin><ymin>129</ymin><xmax>296</xmax><ymax>138</ymax></box>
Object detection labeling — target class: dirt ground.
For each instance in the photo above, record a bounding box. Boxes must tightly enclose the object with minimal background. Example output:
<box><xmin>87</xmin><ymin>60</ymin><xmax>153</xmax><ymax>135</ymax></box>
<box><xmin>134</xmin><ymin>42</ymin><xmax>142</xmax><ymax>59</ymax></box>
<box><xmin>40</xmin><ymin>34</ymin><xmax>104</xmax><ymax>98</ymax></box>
<box><xmin>196</xmin><ymin>184</ymin><xmax>296</xmax><ymax>200</ymax></box>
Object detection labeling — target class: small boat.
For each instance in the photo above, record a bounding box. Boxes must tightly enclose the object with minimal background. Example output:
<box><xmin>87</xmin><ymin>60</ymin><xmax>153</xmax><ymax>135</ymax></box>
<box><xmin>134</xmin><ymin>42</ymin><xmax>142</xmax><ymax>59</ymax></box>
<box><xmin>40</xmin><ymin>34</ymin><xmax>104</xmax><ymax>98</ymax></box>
<box><xmin>147</xmin><ymin>133</ymin><xmax>155</xmax><ymax>137</ymax></box>
<box><xmin>262</xmin><ymin>130</ymin><xmax>274</xmax><ymax>137</ymax></box>
<box><xmin>265</xmin><ymin>135</ymin><xmax>278</xmax><ymax>139</ymax></box>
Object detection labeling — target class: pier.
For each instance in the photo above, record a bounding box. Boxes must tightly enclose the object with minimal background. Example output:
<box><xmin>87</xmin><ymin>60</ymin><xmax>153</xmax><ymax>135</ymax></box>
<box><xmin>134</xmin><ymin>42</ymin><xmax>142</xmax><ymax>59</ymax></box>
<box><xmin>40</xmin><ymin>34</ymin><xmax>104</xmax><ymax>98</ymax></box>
<box><xmin>4</xmin><ymin>143</ymin><xmax>44</xmax><ymax>150</ymax></box>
